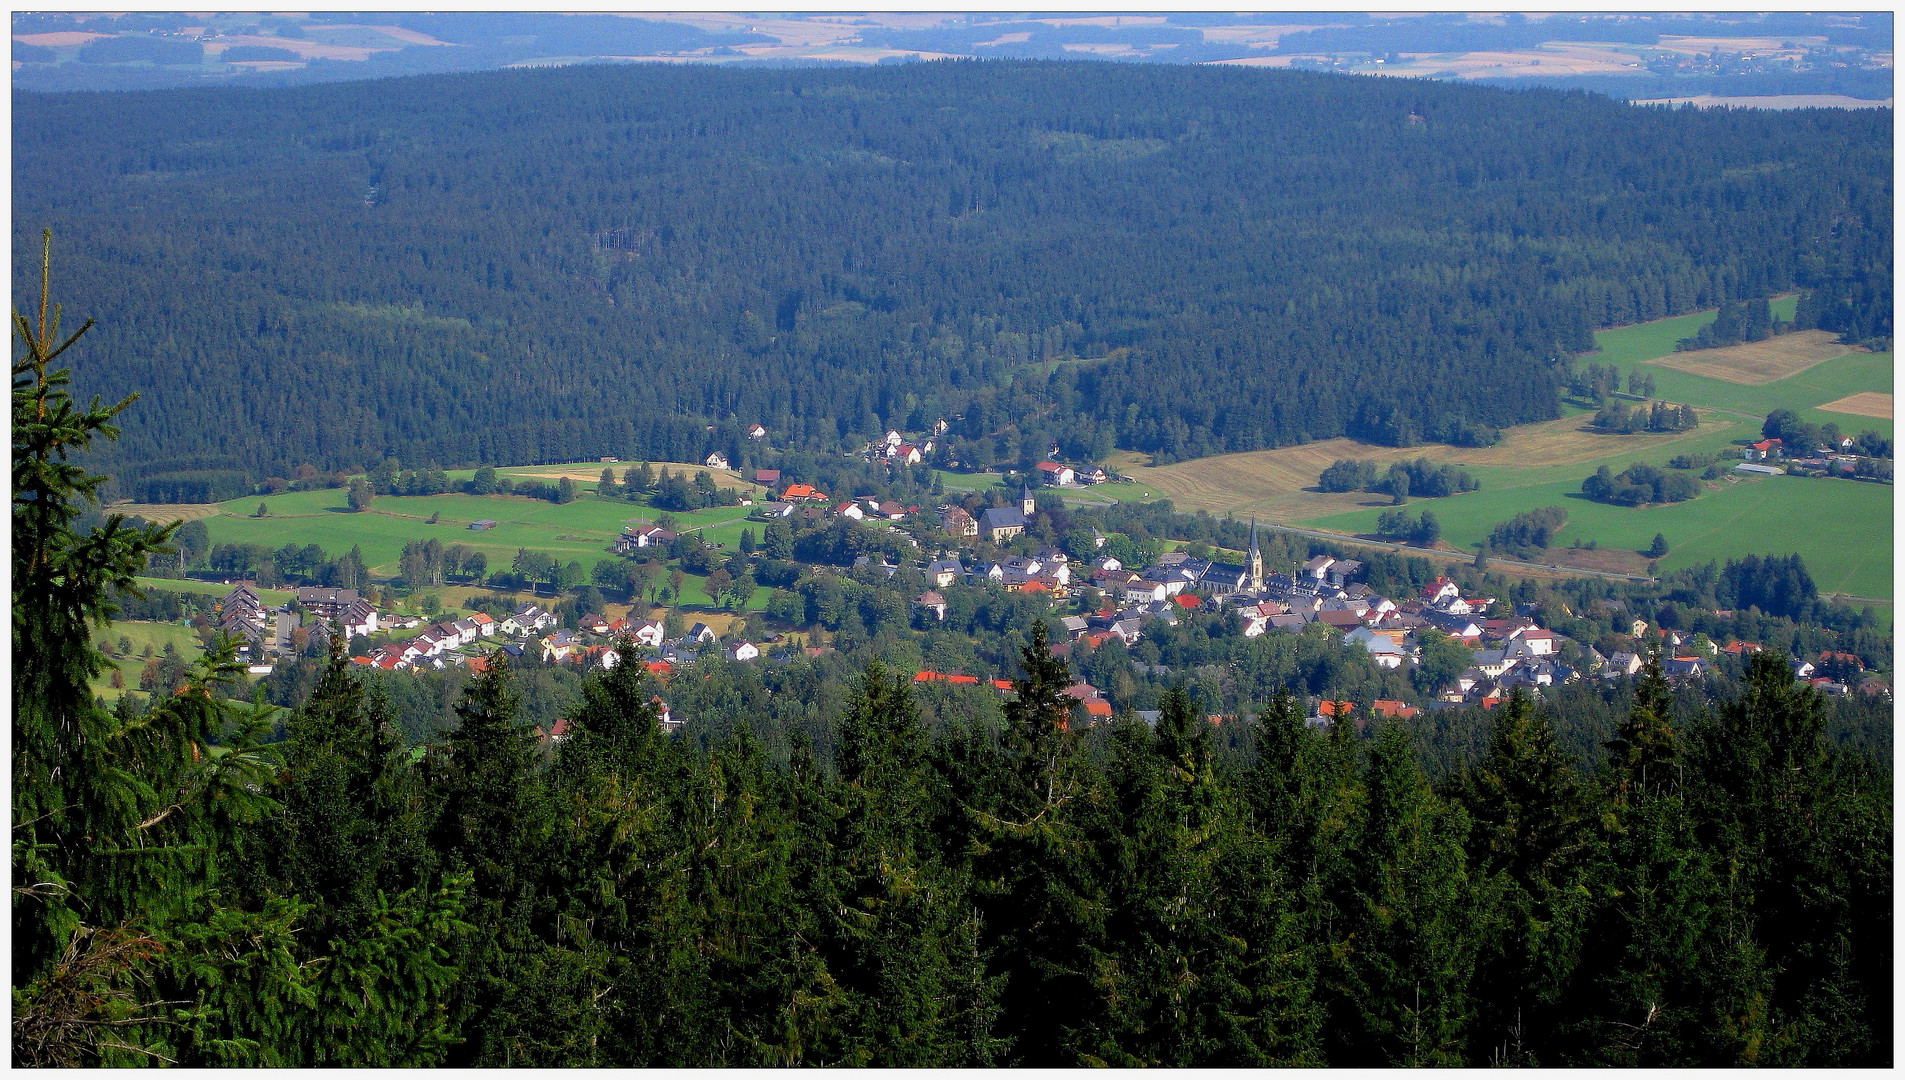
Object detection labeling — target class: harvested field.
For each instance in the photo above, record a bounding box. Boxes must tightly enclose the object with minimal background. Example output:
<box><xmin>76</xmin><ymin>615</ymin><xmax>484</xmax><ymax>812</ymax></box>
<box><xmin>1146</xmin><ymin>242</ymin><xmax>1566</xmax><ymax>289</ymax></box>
<box><xmin>1114</xmin><ymin>415</ymin><xmax>1715</xmax><ymax>518</ymax></box>
<box><xmin>1647</xmin><ymin>330</ymin><xmax>1853</xmax><ymax>385</ymax></box>
<box><xmin>109</xmin><ymin>502</ymin><xmax>224</xmax><ymax>524</ymax></box>
<box><xmin>1817</xmin><ymin>392</ymin><xmax>1894</xmax><ymax>419</ymax></box>
<box><xmin>14</xmin><ymin>31</ymin><xmax>112</xmax><ymax>46</ymax></box>
<box><xmin>204</xmin><ymin>35</ymin><xmax>392</xmax><ymax>61</ymax></box>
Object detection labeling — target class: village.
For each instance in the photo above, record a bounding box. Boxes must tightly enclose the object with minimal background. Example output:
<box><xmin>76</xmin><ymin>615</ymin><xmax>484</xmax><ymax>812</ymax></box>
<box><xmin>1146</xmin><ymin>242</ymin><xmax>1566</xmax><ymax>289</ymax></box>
<box><xmin>207</xmin><ymin>462</ymin><xmax>1875</xmax><ymax>741</ymax></box>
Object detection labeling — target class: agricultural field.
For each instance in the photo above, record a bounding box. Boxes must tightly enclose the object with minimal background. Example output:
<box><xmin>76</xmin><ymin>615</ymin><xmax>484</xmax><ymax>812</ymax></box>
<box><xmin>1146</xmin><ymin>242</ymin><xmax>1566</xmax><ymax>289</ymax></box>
<box><xmin>1103</xmin><ymin>412</ymin><xmax>1747</xmax><ymax>522</ymax></box>
<box><xmin>190</xmin><ymin>489</ymin><xmax>755</xmax><ymax>578</ymax></box>
<box><xmin>1099</xmin><ymin>297</ymin><xmax>1892</xmax><ymax>600</ymax></box>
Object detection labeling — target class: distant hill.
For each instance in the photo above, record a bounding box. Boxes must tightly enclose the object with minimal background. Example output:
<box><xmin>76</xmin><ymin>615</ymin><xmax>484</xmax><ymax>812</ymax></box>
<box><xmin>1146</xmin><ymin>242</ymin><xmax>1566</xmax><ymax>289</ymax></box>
<box><xmin>12</xmin><ymin>10</ymin><xmax>1891</xmax><ymax>98</ymax></box>
<box><xmin>14</xmin><ymin>60</ymin><xmax>1890</xmax><ymax>491</ymax></box>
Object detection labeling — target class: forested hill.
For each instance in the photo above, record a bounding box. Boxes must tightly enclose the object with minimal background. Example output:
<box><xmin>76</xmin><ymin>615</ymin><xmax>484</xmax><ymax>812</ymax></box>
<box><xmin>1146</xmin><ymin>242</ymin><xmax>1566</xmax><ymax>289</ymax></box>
<box><xmin>14</xmin><ymin>60</ymin><xmax>1891</xmax><ymax>487</ymax></box>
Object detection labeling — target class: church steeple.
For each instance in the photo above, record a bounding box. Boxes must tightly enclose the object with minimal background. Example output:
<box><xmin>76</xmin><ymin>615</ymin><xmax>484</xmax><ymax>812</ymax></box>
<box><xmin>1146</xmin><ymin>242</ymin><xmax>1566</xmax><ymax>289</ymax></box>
<box><xmin>1020</xmin><ymin>485</ymin><xmax>1036</xmax><ymax>517</ymax></box>
<box><xmin>1247</xmin><ymin>517</ymin><xmax>1263</xmax><ymax>592</ymax></box>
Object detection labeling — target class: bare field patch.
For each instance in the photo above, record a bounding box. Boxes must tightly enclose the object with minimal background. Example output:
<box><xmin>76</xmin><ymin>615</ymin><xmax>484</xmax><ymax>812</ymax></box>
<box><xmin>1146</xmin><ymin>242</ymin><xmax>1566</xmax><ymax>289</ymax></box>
<box><xmin>1541</xmin><ymin>546</ymin><xmax>1653</xmax><ymax>576</ymax></box>
<box><xmin>109</xmin><ymin>503</ymin><xmax>224</xmax><ymax>525</ymax></box>
<box><xmin>14</xmin><ymin>31</ymin><xmax>112</xmax><ymax>46</ymax></box>
<box><xmin>1113</xmin><ymin>416</ymin><xmax>1720</xmax><ymax>518</ymax></box>
<box><xmin>1647</xmin><ymin>330</ymin><xmax>1853</xmax><ymax>385</ymax></box>
<box><xmin>1817</xmin><ymin>392</ymin><xmax>1894</xmax><ymax>419</ymax></box>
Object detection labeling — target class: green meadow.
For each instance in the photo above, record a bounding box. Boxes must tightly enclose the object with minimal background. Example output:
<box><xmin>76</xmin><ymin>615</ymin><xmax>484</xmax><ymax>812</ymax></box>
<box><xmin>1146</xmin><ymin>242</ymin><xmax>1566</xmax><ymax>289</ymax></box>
<box><xmin>204</xmin><ymin>490</ymin><xmax>755</xmax><ymax>577</ymax></box>
<box><xmin>1304</xmin><ymin>300</ymin><xmax>1893</xmax><ymax>600</ymax></box>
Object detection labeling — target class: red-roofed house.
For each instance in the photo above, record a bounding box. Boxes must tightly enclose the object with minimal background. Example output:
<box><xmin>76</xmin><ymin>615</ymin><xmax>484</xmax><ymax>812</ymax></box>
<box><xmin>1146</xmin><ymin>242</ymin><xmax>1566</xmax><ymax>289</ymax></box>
<box><xmin>781</xmin><ymin>483</ymin><xmax>824</xmax><ymax>501</ymax></box>
<box><xmin>1033</xmin><ymin>461</ymin><xmax>1076</xmax><ymax>486</ymax></box>
<box><xmin>1370</xmin><ymin>699</ymin><xmax>1419</xmax><ymax>719</ymax></box>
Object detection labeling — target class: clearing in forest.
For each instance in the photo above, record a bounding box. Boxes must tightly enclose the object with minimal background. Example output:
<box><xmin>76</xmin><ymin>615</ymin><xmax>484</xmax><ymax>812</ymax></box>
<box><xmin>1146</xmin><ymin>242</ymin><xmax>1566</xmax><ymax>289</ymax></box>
<box><xmin>1647</xmin><ymin>329</ymin><xmax>1854</xmax><ymax>385</ymax></box>
<box><xmin>1817</xmin><ymin>392</ymin><xmax>1894</xmax><ymax>420</ymax></box>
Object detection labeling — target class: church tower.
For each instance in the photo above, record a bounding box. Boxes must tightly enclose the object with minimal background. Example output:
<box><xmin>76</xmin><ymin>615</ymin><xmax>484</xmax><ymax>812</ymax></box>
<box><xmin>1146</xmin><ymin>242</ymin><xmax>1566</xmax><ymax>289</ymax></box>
<box><xmin>1247</xmin><ymin>517</ymin><xmax>1263</xmax><ymax>593</ymax></box>
<box><xmin>1020</xmin><ymin>485</ymin><xmax>1036</xmax><ymax>517</ymax></box>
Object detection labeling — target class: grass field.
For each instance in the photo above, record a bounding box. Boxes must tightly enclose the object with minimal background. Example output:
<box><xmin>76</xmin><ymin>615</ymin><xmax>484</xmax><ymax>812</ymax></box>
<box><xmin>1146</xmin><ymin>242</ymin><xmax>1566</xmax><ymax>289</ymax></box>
<box><xmin>197</xmin><ymin>490</ymin><xmax>755</xmax><ymax>577</ymax></box>
<box><xmin>135</xmin><ymin>576</ymin><xmax>294</xmax><ymax>604</ymax></box>
<box><xmin>1308</xmin><ymin>473</ymin><xmax>1891</xmax><ymax>600</ymax></box>
<box><xmin>1104</xmin><ymin>413</ymin><xmax>1746</xmax><ymax>522</ymax></box>
<box><xmin>89</xmin><ymin>619</ymin><xmax>206</xmax><ymax>700</ymax></box>
<box><xmin>1092</xmin><ymin>296</ymin><xmax>1891</xmax><ymax>599</ymax></box>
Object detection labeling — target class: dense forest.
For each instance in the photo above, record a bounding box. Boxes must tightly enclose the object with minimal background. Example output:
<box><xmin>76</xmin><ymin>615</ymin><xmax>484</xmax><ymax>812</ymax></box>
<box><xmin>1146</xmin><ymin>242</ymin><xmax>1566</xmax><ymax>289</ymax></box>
<box><xmin>16</xmin><ymin>263</ymin><xmax>1894</xmax><ymax>1066</ymax></box>
<box><xmin>14</xmin><ymin>60</ymin><xmax>1892</xmax><ymax>491</ymax></box>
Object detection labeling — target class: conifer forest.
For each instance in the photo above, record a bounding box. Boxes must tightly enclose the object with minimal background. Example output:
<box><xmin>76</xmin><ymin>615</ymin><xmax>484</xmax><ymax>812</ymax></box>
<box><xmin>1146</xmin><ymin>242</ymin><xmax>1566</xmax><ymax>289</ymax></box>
<box><xmin>10</xmin><ymin>55</ymin><xmax>1894</xmax><ymax>1069</ymax></box>
<box><xmin>12</xmin><ymin>60</ymin><xmax>1891</xmax><ymax>490</ymax></box>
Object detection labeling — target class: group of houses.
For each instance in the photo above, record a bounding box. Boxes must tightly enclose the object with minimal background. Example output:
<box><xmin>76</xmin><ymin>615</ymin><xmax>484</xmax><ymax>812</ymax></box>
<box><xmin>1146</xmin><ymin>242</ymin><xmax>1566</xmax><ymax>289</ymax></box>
<box><xmin>1738</xmin><ymin>435</ymin><xmax>1893</xmax><ymax>480</ymax></box>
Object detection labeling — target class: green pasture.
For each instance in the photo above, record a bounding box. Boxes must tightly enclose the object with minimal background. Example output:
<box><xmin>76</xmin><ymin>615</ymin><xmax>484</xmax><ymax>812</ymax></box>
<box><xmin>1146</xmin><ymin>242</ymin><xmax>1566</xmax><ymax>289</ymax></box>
<box><xmin>1307</xmin><ymin>472</ymin><xmax>1890</xmax><ymax>600</ymax></box>
<box><xmin>90</xmin><ymin>619</ymin><xmax>208</xmax><ymax>699</ymax></box>
<box><xmin>1301</xmin><ymin>298</ymin><xmax>1896</xmax><ymax>599</ymax></box>
<box><xmin>204</xmin><ymin>489</ymin><xmax>752</xmax><ymax>576</ymax></box>
<box><xmin>134</xmin><ymin>576</ymin><xmax>295</xmax><ymax>604</ymax></box>
<box><xmin>1581</xmin><ymin>298</ymin><xmax>1889</xmax><ymax>436</ymax></box>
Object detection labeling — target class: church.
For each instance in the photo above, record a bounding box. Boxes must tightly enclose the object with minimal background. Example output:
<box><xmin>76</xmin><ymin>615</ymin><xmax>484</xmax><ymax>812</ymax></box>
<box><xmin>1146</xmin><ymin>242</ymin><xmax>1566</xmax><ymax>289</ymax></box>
<box><xmin>1198</xmin><ymin>519</ymin><xmax>1265</xmax><ymax>597</ymax></box>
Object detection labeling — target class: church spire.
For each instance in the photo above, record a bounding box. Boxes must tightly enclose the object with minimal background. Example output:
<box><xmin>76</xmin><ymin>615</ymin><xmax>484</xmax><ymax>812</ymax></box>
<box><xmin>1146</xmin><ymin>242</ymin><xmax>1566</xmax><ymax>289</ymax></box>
<box><xmin>1247</xmin><ymin>517</ymin><xmax>1263</xmax><ymax>592</ymax></box>
<box><xmin>1020</xmin><ymin>484</ymin><xmax>1036</xmax><ymax>517</ymax></box>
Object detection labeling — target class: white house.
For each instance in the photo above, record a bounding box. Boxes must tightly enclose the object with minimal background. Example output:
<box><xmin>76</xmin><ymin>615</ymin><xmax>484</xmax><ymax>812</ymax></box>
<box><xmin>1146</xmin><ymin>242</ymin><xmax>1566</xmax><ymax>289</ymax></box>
<box><xmin>724</xmin><ymin>641</ymin><xmax>760</xmax><ymax>662</ymax></box>
<box><xmin>1034</xmin><ymin>461</ymin><xmax>1076</xmax><ymax>486</ymax></box>
<box><xmin>705</xmin><ymin>451</ymin><xmax>731</xmax><ymax>470</ymax></box>
<box><xmin>747</xmin><ymin>424</ymin><xmax>767</xmax><ymax>439</ymax></box>
<box><xmin>630</xmin><ymin>619</ymin><xmax>666</xmax><ymax>648</ymax></box>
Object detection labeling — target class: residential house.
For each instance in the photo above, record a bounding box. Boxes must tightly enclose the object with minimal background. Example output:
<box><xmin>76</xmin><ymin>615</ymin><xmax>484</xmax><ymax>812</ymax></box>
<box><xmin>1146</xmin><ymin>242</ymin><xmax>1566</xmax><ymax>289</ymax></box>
<box><xmin>1033</xmin><ymin>461</ymin><xmax>1076</xmax><ymax>486</ymax></box>
<box><xmin>1346</xmin><ymin>627</ymin><xmax>1405</xmax><ymax>668</ymax></box>
<box><xmin>747</xmin><ymin>424</ymin><xmax>768</xmax><ymax>440</ymax></box>
<box><xmin>629</xmin><ymin>619</ymin><xmax>666</xmax><ymax>648</ymax></box>
<box><xmin>540</xmin><ymin>630</ymin><xmax>581</xmax><ymax>664</ymax></box>
<box><xmin>888</xmin><ymin>444</ymin><xmax>923</xmax><ymax>465</ymax></box>
<box><xmin>915</xmin><ymin>591</ymin><xmax>948</xmax><ymax>621</ymax></box>
<box><xmin>503</xmin><ymin>605</ymin><xmax>558</xmax><ymax>636</ymax></box>
<box><xmin>1665</xmin><ymin>655</ymin><xmax>1709</xmax><ymax>678</ymax></box>
<box><xmin>1605</xmin><ymin>651</ymin><xmax>1645</xmax><ymax>678</ymax></box>
<box><xmin>834</xmin><ymin>502</ymin><xmax>865</xmax><ymax>521</ymax></box>
<box><xmin>724</xmin><ymin>641</ymin><xmax>760</xmax><ymax>662</ymax></box>
<box><xmin>753</xmin><ymin>468</ymin><xmax>781</xmax><ymax>486</ymax></box>
<box><xmin>617</xmin><ymin>525</ymin><xmax>676</xmax><ymax>553</ymax></box>
<box><xmin>1420</xmin><ymin>577</ymin><xmax>1461</xmax><ymax>606</ymax></box>
<box><xmin>683</xmin><ymin>623</ymin><xmax>717</xmax><ymax>645</ymax></box>
<box><xmin>937</xmin><ymin>505</ymin><xmax>977</xmax><ymax>537</ymax></box>
<box><xmin>704</xmin><ymin>451</ymin><xmax>730</xmax><ymax>470</ymax></box>
<box><xmin>925</xmin><ymin>558</ymin><xmax>964</xmax><ymax>588</ymax></box>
